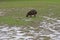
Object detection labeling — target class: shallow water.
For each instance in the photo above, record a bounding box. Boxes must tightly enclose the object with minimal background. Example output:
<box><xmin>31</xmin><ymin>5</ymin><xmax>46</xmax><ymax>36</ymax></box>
<box><xmin>0</xmin><ymin>16</ymin><xmax>60</xmax><ymax>40</ymax></box>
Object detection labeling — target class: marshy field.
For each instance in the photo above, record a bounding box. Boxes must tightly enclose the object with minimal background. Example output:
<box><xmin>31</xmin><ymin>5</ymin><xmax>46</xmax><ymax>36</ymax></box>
<box><xmin>0</xmin><ymin>0</ymin><xmax>60</xmax><ymax>40</ymax></box>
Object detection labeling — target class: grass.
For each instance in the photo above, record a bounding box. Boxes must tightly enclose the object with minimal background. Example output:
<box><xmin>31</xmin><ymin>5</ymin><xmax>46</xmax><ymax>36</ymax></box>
<box><xmin>0</xmin><ymin>0</ymin><xmax>60</xmax><ymax>26</ymax></box>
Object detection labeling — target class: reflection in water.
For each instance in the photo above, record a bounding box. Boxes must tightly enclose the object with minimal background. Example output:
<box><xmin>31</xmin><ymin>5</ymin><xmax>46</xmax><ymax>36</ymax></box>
<box><xmin>0</xmin><ymin>16</ymin><xmax>60</xmax><ymax>40</ymax></box>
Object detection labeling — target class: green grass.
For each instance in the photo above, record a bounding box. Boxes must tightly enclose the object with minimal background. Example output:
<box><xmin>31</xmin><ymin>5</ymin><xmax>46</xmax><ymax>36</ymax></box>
<box><xmin>0</xmin><ymin>0</ymin><xmax>60</xmax><ymax>26</ymax></box>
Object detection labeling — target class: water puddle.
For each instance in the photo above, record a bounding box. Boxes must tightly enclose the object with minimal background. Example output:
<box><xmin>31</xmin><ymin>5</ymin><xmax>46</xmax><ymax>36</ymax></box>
<box><xmin>0</xmin><ymin>16</ymin><xmax>60</xmax><ymax>40</ymax></box>
<box><xmin>39</xmin><ymin>16</ymin><xmax>60</xmax><ymax>40</ymax></box>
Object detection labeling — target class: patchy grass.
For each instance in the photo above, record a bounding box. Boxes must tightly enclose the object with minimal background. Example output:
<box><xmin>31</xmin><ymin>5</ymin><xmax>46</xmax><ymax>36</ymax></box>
<box><xmin>0</xmin><ymin>0</ymin><xmax>60</xmax><ymax>26</ymax></box>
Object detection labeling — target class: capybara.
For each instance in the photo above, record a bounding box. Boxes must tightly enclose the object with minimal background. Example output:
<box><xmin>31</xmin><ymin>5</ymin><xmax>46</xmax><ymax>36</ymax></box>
<box><xmin>26</xmin><ymin>9</ymin><xmax>37</xmax><ymax>17</ymax></box>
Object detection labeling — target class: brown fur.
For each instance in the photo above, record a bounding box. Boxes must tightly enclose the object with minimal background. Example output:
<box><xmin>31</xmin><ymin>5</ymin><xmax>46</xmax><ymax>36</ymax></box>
<box><xmin>26</xmin><ymin>9</ymin><xmax>37</xmax><ymax>17</ymax></box>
